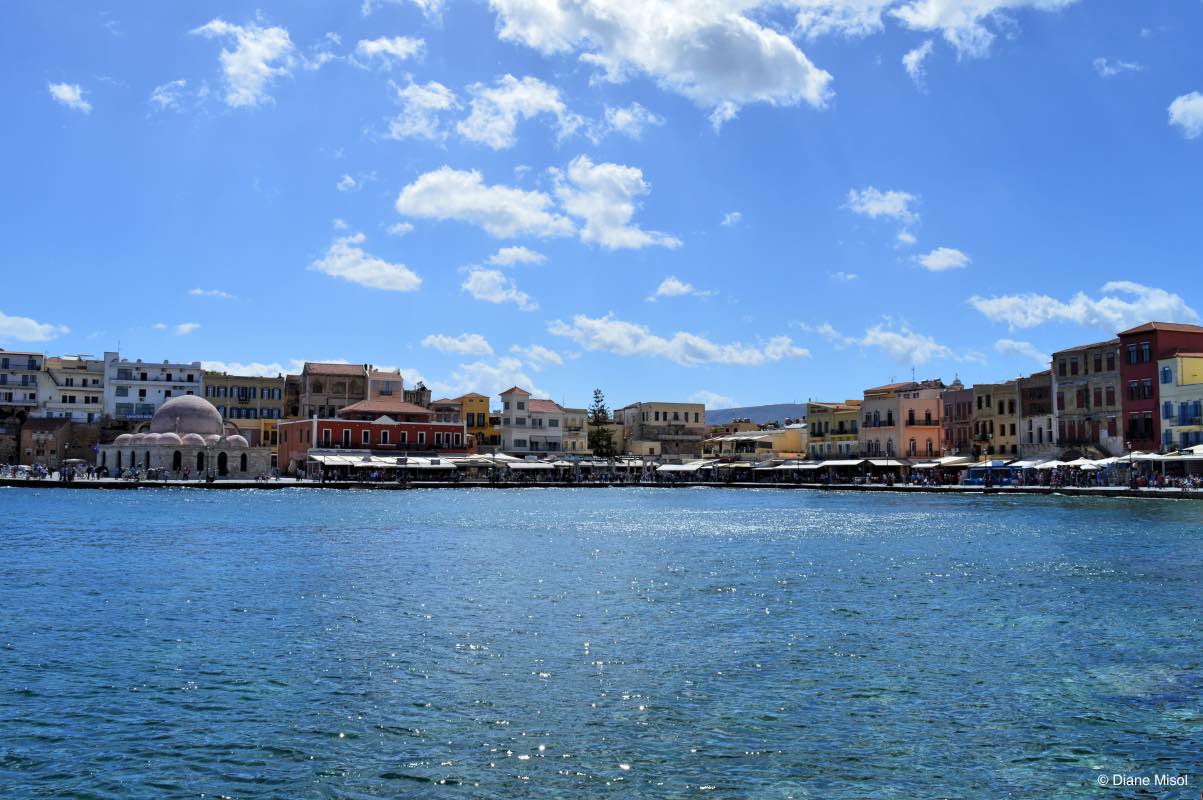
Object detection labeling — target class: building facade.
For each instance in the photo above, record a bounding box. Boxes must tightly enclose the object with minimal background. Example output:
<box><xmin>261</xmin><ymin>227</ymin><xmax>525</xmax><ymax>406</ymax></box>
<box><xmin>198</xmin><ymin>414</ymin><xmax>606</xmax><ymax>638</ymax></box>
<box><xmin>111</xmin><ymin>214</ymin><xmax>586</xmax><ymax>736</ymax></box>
<box><xmin>1157</xmin><ymin>353</ymin><xmax>1203</xmax><ymax>450</ymax></box>
<box><xmin>498</xmin><ymin>388</ymin><xmax>565</xmax><ymax>455</ymax></box>
<box><xmin>456</xmin><ymin>393</ymin><xmax>497</xmax><ymax>450</ymax></box>
<box><xmin>102</xmin><ymin>351</ymin><xmax>203</xmax><ymax>423</ymax></box>
<box><xmin>203</xmin><ymin>370</ymin><xmax>286</xmax><ymax>425</ymax></box>
<box><xmin>561</xmin><ymin>407</ymin><xmax>590</xmax><ymax>454</ymax></box>
<box><xmin>297</xmin><ymin>362</ymin><xmax>369</xmax><ymax>419</ymax></box>
<box><xmin>859</xmin><ymin>380</ymin><xmax>944</xmax><ymax>458</ymax></box>
<box><xmin>276</xmin><ymin>397</ymin><xmax>467</xmax><ymax>472</ymax></box>
<box><xmin>616</xmin><ymin>401</ymin><xmax>706</xmax><ymax>458</ymax></box>
<box><xmin>971</xmin><ymin>381</ymin><xmax>1019</xmax><ymax>457</ymax></box>
<box><xmin>36</xmin><ymin>356</ymin><xmax>104</xmax><ymax>423</ymax></box>
<box><xmin>0</xmin><ymin>349</ymin><xmax>44</xmax><ymax>422</ymax></box>
<box><xmin>1017</xmin><ymin>370</ymin><xmax>1056</xmax><ymax>457</ymax></box>
<box><xmin>1051</xmin><ymin>339</ymin><xmax>1121</xmax><ymax>455</ymax></box>
<box><xmin>806</xmin><ymin>401</ymin><xmax>861</xmax><ymax>459</ymax></box>
<box><xmin>940</xmin><ymin>382</ymin><xmax>973</xmax><ymax>456</ymax></box>
<box><xmin>1118</xmin><ymin>322</ymin><xmax>1203</xmax><ymax>452</ymax></box>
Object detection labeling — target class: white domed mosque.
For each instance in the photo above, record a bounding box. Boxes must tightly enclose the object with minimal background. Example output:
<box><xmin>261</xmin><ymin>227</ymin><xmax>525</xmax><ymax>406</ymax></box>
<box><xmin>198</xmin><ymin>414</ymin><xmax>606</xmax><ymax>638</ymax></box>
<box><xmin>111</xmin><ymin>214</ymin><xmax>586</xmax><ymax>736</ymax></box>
<box><xmin>98</xmin><ymin>395</ymin><xmax>272</xmax><ymax>477</ymax></box>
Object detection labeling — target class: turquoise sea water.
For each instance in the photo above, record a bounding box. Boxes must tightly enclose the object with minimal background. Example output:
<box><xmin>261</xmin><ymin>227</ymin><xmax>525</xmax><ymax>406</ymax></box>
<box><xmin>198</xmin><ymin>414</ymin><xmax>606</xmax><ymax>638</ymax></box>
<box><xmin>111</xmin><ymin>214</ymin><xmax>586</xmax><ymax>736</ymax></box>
<box><xmin>1</xmin><ymin>487</ymin><xmax>1200</xmax><ymax>798</ymax></box>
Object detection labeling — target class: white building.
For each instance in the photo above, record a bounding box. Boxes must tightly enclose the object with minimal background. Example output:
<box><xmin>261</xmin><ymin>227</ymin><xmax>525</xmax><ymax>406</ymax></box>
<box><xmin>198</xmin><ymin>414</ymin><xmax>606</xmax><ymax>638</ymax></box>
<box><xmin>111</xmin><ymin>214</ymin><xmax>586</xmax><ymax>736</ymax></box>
<box><xmin>36</xmin><ymin>356</ymin><xmax>105</xmax><ymax>423</ymax></box>
<box><xmin>102</xmin><ymin>351</ymin><xmax>203</xmax><ymax>423</ymax></box>
<box><xmin>498</xmin><ymin>386</ymin><xmax>564</xmax><ymax>455</ymax></box>
<box><xmin>0</xmin><ymin>349</ymin><xmax>43</xmax><ymax>419</ymax></box>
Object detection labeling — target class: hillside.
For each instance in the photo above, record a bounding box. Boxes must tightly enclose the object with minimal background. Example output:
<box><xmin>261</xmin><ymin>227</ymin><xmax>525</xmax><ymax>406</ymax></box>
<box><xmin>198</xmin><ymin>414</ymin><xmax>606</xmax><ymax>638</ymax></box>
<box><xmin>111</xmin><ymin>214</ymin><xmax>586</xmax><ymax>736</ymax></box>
<box><xmin>706</xmin><ymin>403</ymin><xmax>808</xmax><ymax>425</ymax></box>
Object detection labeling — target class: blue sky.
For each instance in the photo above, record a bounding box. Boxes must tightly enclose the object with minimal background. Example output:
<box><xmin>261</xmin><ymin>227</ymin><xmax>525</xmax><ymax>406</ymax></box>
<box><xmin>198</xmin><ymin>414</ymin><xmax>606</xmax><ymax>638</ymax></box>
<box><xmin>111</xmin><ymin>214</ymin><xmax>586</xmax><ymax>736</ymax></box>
<box><xmin>5</xmin><ymin>0</ymin><xmax>1203</xmax><ymax>409</ymax></box>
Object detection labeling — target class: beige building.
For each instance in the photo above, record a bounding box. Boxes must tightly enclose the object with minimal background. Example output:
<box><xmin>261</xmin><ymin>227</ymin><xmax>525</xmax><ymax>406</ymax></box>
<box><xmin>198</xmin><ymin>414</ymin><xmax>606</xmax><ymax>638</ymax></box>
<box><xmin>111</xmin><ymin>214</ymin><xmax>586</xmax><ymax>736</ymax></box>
<box><xmin>972</xmin><ymin>381</ymin><xmax>1020</xmax><ymax>457</ymax></box>
<box><xmin>38</xmin><ymin>355</ymin><xmax>105</xmax><ymax>423</ymax></box>
<box><xmin>1051</xmin><ymin>339</ymin><xmax>1122</xmax><ymax>455</ymax></box>
<box><xmin>617</xmin><ymin>401</ymin><xmax>706</xmax><ymax>458</ymax></box>
<box><xmin>704</xmin><ymin>423</ymin><xmax>807</xmax><ymax>460</ymax></box>
<box><xmin>561</xmin><ymin>407</ymin><xmax>590</xmax><ymax>454</ymax></box>
<box><xmin>1</xmin><ymin>349</ymin><xmax>44</xmax><ymax>420</ymax></box>
<box><xmin>297</xmin><ymin>362</ymin><xmax>368</xmax><ymax>419</ymax></box>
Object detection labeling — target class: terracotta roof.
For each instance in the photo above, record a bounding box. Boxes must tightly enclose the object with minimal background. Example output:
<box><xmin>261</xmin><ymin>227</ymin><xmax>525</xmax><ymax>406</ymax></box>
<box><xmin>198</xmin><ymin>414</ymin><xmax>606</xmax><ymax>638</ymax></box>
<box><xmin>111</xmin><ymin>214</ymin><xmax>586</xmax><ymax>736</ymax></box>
<box><xmin>338</xmin><ymin>399</ymin><xmax>433</xmax><ymax>417</ymax></box>
<box><xmin>500</xmin><ymin>386</ymin><xmax>531</xmax><ymax>395</ymax></box>
<box><xmin>22</xmin><ymin>417</ymin><xmax>70</xmax><ymax>432</ymax></box>
<box><xmin>455</xmin><ymin>392</ymin><xmax>489</xmax><ymax>399</ymax></box>
<box><xmin>304</xmin><ymin>362</ymin><xmax>364</xmax><ymax>376</ymax></box>
<box><xmin>430</xmin><ymin>397</ymin><xmax>458</xmax><ymax>405</ymax></box>
<box><xmin>528</xmin><ymin>399</ymin><xmax>562</xmax><ymax>413</ymax></box>
<box><xmin>864</xmin><ymin>381</ymin><xmax>917</xmax><ymax>394</ymax></box>
<box><xmin>1119</xmin><ymin>322</ymin><xmax>1203</xmax><ymax>336</ymax></box>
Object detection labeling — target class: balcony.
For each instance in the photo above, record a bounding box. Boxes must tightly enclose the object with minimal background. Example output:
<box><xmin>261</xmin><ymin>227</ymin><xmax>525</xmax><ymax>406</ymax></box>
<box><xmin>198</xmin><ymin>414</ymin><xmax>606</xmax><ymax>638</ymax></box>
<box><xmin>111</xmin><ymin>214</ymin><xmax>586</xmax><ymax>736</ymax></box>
<box><xmin>905</xmin><ymin>418</ymin><xmax>938</xmax><ymax>427</ymax></box>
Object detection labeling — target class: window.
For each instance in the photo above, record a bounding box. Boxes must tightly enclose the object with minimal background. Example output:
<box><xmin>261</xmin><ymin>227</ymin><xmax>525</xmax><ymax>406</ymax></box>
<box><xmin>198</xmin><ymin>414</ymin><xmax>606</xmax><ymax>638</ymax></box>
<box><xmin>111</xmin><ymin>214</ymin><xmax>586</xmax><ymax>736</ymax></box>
<box><xmin>1057</xmin><ymin>360</ymin><xmax>1067</xmax><ymax>377</ymax></box>
<box><xmin>1161</xmin><ymin>366</ymin><xmax>1173</xmax><ymax>384</ymax></box>
<box><xmin>1127</xmin><ymin>345</ymin><xmax>1138</xmax><ymax>364</ymax></box>
<box><xmin>381</xmin><ymin>430</ymin><xmax>390</xmax><ymax>445</ymax></box>
<box><xmin>418</xmin><ymin>432</ymin><xmax>426</xmax><ymax>445</ymax></box>
<box><xmin>694</xmin><ymin>412</ymin><xmax>699</xmax><ymax>422</ymax></box>
<box><xmin>1140</xmin><ymin>342</ymin><xmax>1151</xmax><ymax>363</ymax></box>
<box><xmin>342</xmin><ymin>429</ymin><xmax>351</xmax><ymax>447</ymax></box>
<box><xmin>1163</xmin><ymin>401</ymin><xmax>1174</xmax><ymax>419</ymax></box>
<box><xmin>1142</xmin><ymin>379</ymin><xmax>1153</xmax><ymax>399</ymax></box>
<box><xmin>322</xmin><ymin>429</ymin><xmax>332</xmax><ymax>446</ymax></box>
<box><xmin>454</xmin><ymin>433</ymin><xmax>462</xmax><ymax>446</ymax></box>
<box><xmin>1093</xmin><ymin>354</ymin><xmax>1102</xmax><ymax>372</ymax></box>
<box><xmin>1106</xmin><ymin>386</ymin><xmax>1116</xmax><ymax>406</ymax></box>
<box><xmin>435</xmin><ymin>432</ymin><xmax>443</xmax><ymax>446</ymax></box>
<box><xmin>1128</xmin><ymin>381</ymin><xmax>1139</xmax><ymax>401</ymax></box>
<box><xmin>516</xmin><ymin>401</ymin><xmax>525</xmax><ymax>410</ymax></box>
<box><xmin>1070</xmin><ymin>358</ymin><xmax>1079</xmax><ymax>375</ymax></box>
<box><xmin>1093</xmin><ymin>387</ymin><xmax>1103</xmax><ymax>407</ymax></box>
<box><xmin>362</xmin><ymin>430</ymin><xmax>371</xmax><ymax>445</ymax></box>
<box><xmin>1107</xmin><ymin>352</ymin><xmax>1116</xmax><ymax>371</ymax></box>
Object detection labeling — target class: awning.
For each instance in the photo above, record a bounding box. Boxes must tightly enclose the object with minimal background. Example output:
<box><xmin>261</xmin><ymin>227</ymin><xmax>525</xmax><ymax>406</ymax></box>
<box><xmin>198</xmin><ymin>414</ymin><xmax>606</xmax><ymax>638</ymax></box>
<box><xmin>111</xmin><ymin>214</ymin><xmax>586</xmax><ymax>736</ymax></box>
<box><xmin>868</xmin><ymin>459</ymin><xmax>906</xmax><ymax>467</ymax></box>
<box><xmin>817</xmin><ymin>459</ymin><xmax>866</xmax><ymax>467</ymax></box>
<box><xmin>1034</xmin><ymin>460</ymin><xmax>1066</xmax><ymax>470</ymax></box>
<box><xmin>910</xmin><ymin>462</ymin><xmax>939</xmax><ymax>469</ymax></box>
<box><xmin>1007</xmin><ymin>460</ymin><xmax>1042</xmax><ymax>468</ymax></box>
<box><xmin>1064</xmin><ymin>457</ymin><xmax>1096</xmax><ymax>467</ymax></box>
<box><xmin>658</xmin><ymin>461</ymin><xmax>714</xmax><ymax>472</ymax></box>
<box><xmin>507</xmin><ymin>461</ymin><xmax>555</xmax><ymax>470</ymax></box>
<box><xmin>776</xmin><ymin>462</ymin><xmax>823</xmax><ymax>470</ymax></box>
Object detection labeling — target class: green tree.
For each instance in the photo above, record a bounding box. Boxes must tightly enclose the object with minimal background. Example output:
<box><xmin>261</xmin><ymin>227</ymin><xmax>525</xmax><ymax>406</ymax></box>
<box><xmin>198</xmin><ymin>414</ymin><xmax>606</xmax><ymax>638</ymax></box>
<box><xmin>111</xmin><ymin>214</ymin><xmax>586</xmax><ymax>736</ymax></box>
<box><xmin>588</xmin><ymin>388</ymin><xmax>617</xmax><ymax>456</ymax></box>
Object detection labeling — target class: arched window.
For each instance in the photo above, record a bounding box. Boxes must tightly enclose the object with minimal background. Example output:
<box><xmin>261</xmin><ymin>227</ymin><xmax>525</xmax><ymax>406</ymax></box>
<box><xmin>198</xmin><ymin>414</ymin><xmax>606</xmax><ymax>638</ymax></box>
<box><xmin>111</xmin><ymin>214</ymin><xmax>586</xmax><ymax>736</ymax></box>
<box><xmin>116</xmin><ymin>451</ymin><xmax>122</xmax><ymax>469</ymax></box>
<box><xmin>172</xmin><ymin>450</ymin><xmax>182</xmax><ymax>470</ymax></box>
<box><xmin>239</xmin><ymin>453</ymin><xmax>247</xmax><ymax>472</ymax></box>
<box><xmin>197</xmin><ymin>452</ymin><xmax>205</xmax><ymax>472</ymax></box>
<box><xmin>145</xmin><ymin>450</ymin><xmax>151</xmax><ymax>467</ymax></box>
<box><xmin>101</xmin><ymin>451</ymin><xmax>107</xmax><ymax>467</ymax></box>
<box><xmin>217</xmin><ymin>452</ymin><xmax>228</xmax><ymax>476</ymax></box>
<box><xmin>908</xmin><ymin>438</ymin><xmax>916</xmax><ymax>455</ymax></box>
<box><xmin>926</xmin><ymin>438</ymin><xmax>933</xmax><ymax>456</ymax></box>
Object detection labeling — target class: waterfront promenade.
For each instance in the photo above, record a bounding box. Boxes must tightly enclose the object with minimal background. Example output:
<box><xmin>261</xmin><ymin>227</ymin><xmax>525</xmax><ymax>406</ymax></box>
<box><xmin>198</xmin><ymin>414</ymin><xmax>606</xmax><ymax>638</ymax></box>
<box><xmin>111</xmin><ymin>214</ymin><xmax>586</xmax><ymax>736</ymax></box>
<box><xmin>4</xmin><ymin>475</ymin><xmax>1203</xmax><ymax>500</ymax></box>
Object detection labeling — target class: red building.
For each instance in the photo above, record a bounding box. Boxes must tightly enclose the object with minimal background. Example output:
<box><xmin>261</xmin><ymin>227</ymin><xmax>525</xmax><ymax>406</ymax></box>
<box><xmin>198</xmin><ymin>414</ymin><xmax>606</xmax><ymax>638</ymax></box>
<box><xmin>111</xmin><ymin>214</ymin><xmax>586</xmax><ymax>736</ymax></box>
<box><xmin>1118</xmin><ymin>321</ymin><xmax>1203</xmax><ymax>452</ymax></box>
<box><xmin>277</xmin><ymin>397</ymin><xmax>468</xmax><ymax>472</ymax></box>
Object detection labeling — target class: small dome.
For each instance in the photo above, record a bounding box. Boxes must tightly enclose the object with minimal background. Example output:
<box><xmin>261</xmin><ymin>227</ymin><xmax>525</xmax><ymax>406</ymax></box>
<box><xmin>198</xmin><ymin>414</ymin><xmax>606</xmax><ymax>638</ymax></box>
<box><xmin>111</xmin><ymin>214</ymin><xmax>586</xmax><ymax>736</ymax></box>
<box><xmin>113</xmin><ymin>433</ymin><xmax>133</xmax><ymax>445</ymax></box>
<box><xmin>181</xmin><ymin>433</ymin><xmax>206</xmax><ymax>446</ymax></box>
<box><xmin>149</xmin><ymin>395</ymin><xmax>224</xmax><ymax>436</ymax></box>
<box><xmin>142</xmin><ymin>433</ymin><xmax>161</xmax><ymax>445</ymax></box>
<box><xmin>225</xmin><ymin>435</ymin><xmax>249</xmax><ymax>448</ymax></box>
<box><xmin>158</xmin><ymin>432</ymin><xmax>183</xmax><ymax>446</ymax></box>
<box><xmin>129</xmin><ymin>434</ymin><xmax>147</xmax><ymax>445</ymax></box>
<box><xmin>204</xmin><ymin>434</ymin><xmax>221</xmax><ymax>445</ymax></box>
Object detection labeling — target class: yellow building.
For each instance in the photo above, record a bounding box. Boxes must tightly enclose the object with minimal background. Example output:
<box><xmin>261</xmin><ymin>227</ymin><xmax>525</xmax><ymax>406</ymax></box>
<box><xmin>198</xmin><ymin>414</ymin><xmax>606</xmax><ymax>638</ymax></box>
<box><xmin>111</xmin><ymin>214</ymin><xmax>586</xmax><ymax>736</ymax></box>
<box><xmin>456</xmin><ymin>392</ymin><xmax>498</xmax><ymax>449</ymax></box>
<box><xmin>203</xmin><ymin>370</ymin><xmax>286</xmax><ymax>440</ymax></box>
<box><xmin>806</xmin><ymin>400</ymin><xmax>861</xmax><ymax>459</ymax></box>
<box><xmin>971</xmin><ymin>381</ymin><xmax>1020</xmax><ymax>457</ymax></box>
<box><xmin>1158</xmin><ymin>353</ymin><xmax>1203</xmax><ymax>450</ymax></box>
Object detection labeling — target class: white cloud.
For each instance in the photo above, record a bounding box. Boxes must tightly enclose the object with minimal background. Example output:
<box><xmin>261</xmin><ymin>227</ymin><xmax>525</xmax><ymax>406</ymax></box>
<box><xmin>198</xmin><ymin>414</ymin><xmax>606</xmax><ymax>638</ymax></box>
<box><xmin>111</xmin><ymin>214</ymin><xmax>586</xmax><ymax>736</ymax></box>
<box><xmin>362</xmin><ymin>0</ymin><xmax>443</xmax><ymax>19</ymax></box>
<box><xmin>690</xmin><ymin>389</ymin><xmax>737</xmax><ymax>410</ymax></box>
<box><xmin>0</xmin><ymin>311</ymin><xmax>70</xmax><ymax>342</ymax></box>
<box><xmin>721</xmin><ymin>211</ymin><xmax>742</xmax><ymax>227</ymax></box>
<box><xmin>487</xmin><ymin>0</ymin><xmax>833</xmax><ymax>126</ymax></box>
<box><xmin>386</xmin><ymin>221</ymin><xmax>414</xmax><ymax>236</ymax></box>
<box><xmin>333</xmin><ymin>218</ymin><xmax>349</xmax><ymax>230</ymax></box>
<box><xmin>647</xmin><ymin>275</ymin><xmax>715</xmax><ymax>301</ymax></box>
<box><xmin>456</xmin><ymin>74</ymin><xmax>583</xmax><ymax>149</ymax></box>
<box><xmin>174</xmin><ymin>322</ymin><xmax>201</xmax><ymax>336</ymax></box>
<box><xmin>601</xmin><ymin>102</ymin><xmax>665</xmax><ymax>139</ymax></box>
<box><xmin>446</xmin><ymin>356</ymin><xmax>544</xmax><ymax>398</ymax></box>
<box><xmin>152</xmin><ymin>323</ymin><xmax>168</xmax><ymax>331</ymax></box>
<box><xmin>553</xmin><ymin>155</ymin><xmax>681</xmax><ymax>250</ymax></box>
<box><xmin>191</xmin><ymin>18</ymin><xmax>295</xmax><ymax>108</ymax></box>
<box><xmin>355</xmin><ymin>35</ymin><xmax>425</xmax><ymax>66</ymax></box>
<box><xmin>48</xmin><ymin>82</ymin><xmax>92</xmax><ymax>113</ymax></box>
<box><xmin>510</xmin><ymin>344</ymin><xmax>564</xmax><ymax>370</ymax></box>
<box><xmin>1169</xmin><ymin>92</ymin><xmax>1203</xmax><ymax>140</ymax></box>
<box><xmin>201</xmin><ymin>360</ymin><xmax>290</xmax><ymax>377</ymax></box>
<box><xmin>310</xmin><ymin>232</ymin><xmax>422</xmax><ymax>292</ymax></box>
<box><xmin>995</xmin><ymin>338</ymin><xmax>1049</xmax><ymax>365</ymax></box>
<box><xmin>1093</xmin><ymin>57</ymin><xmax>1142</xmax><ymax>78</ymax></box>
<box><xmin>462</xmin><ymin>269</ymin><xmax>537</xmax><ymax>311</ymax></box>
<box><xmin>830</xmin><ymin>271</ymin><xmax>859</xmax><ymax>281</ymax></box>
<box><xmin>547</xmin><ymin>313</ymin><xmax>809</xmax><ymax>366</ymax></box>
<box><xmin>396</xmin><ymin>166</ymin><xmax>574</xmax><ymax>239</ymax></box>
<box><xmin>903</xmin><ymin>39</ymin><xmax>934</xmax><ymax>87</ymax></box>
<box><xmin>422</xmin><ymin>333</ymin><xmax>494</xmax><ymax>356</ymax></box>
<box><xmin>969</xmin><ymin>281</ymin><xmax>1200</xmax><ymax>331</ymax></box>
<box><xmin>189</xmin><ymin>288</ymin><xmax>235</xmax><ymax>299</ymax></box>
<box><xmin>917</xmin><ymin>246</ymin><xmax>969</xmax><ymax>271</ymax></box>
<box><xmin>889</xmin><ymin>0</ymin><xmax>1078</xmax><ymax>59</ymax></box>
<box><xmin>148</xmin><ymin>79</ymin><xmax>188</xmax><ymax>111</ymax></box>
<box><xmin>859</xmin><ymin>323</ymin><xmax>954</xmax><ymax>364</ymax></box>
<box><xmin>336</xmin><ymin>174</ymin><xmax>358</xmax><ymax>192</ymax></box>
<box><xmin>896</xmin><ymin>230</ymin><xmax>917</xmax><ymax>245</ymax></box>
<box><xmin>846</xmin><ymin>186</ymin><xmax>919</xmax><ymax>224</ymax></box>
<box><xmin>386</xmin><ymin>80</ymin><xmax>458</xmax><ymax>140</ymax></box>
<box><xmin>488</xmin><ymin>246</ymin><xmax>546</xmax><ymax>266</ymax></box>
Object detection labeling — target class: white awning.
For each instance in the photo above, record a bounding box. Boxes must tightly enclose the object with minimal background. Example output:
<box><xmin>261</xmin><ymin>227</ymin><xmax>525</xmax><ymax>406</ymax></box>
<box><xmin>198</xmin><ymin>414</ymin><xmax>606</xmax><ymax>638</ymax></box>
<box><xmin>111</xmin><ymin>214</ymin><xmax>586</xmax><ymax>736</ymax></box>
<box><xmin>817</xmin><ymin>459</ymin><xmax>865</xmax><ymax>467</ymax></box>
<box><xmin>776</xmin><ymin>462</ymin><xmax>823</xmax><ymax>470</ymax></box>
<box><xmin>1034</xmin><ymin>460</ymin><xmax>1066</xmax><ymax>470</ymax></box>
<box><xmin>868</xmin><ymin>459</ymin><xmax>906</xmax><ymax>467</ymax></box>
<box><xmin>910</xmin><ymin>462</ymin><xmax>939</xmax><ymax>469</ymax></box>
<box><xmin>507</xmin><ymin>461</ymin><xmax>555</xmax><ymax>470</ymax></box>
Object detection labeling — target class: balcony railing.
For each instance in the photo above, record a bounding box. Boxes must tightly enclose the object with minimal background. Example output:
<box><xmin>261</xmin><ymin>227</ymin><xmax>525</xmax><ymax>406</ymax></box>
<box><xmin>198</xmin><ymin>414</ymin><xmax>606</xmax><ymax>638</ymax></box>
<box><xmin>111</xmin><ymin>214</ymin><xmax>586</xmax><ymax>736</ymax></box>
<box><xmin>905</xmin><ymin>418</ymin><xmax>938</xmax><ymax>427</ymax></box>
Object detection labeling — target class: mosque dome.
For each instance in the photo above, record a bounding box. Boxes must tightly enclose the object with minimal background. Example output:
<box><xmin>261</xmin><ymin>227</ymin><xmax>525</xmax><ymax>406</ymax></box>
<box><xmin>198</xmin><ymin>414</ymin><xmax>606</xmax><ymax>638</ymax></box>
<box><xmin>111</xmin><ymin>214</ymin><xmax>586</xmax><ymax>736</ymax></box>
<box><xmin>113</xmin><ymin>433</ymin><xmax>133</xmax><ymax>445</ymax></box>
<box><xmin>142</xmin><ymin>433</ymin><xmax>161</xmax><ymax>446</ymax></box>
<box><xmin>225</xmin><ymin>435</ymin><xmax>249</xmax><ymax>448</ymax></box>
<box><xmin>181</xmin><ymin>433</ymin><xmax>206</xmax><ymax>446</ymax></box>
<box><xmin>130</xmin><ymin>433</ymin><xmax>147</xmax><ymax>445</ymax></box>
<box><xmin>149</xmin><ymin>395</ymin><xmax>224</xmax><ymax>436</ymax></box>
<box><xmin>204</xmin><ymin>434</ymin><xmax>221</xmax><ymax>445</ymax></box>
<box><xmin>158</xmin><ymin>432</ymin><xmax>183</xmax><ymax>446</ymax></box>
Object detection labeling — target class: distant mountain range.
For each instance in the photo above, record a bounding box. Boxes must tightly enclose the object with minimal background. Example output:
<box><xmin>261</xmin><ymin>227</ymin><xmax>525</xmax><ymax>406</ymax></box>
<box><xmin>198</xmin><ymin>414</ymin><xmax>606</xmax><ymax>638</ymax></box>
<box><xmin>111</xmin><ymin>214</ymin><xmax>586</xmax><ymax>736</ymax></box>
<box><xmin>706</xmin><ymin>403</ymin><xmax>808</xmax><ymax>425</ymax></box>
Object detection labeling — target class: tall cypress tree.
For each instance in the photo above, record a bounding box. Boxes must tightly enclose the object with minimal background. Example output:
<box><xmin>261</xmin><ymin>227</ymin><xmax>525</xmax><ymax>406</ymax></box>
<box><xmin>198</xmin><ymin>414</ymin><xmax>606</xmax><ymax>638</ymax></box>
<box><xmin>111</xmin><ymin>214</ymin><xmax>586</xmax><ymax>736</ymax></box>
<box><xmin>588</xmin><ymin>388</ymin><xmax>616</xmax><ymax>456</ymax></box>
